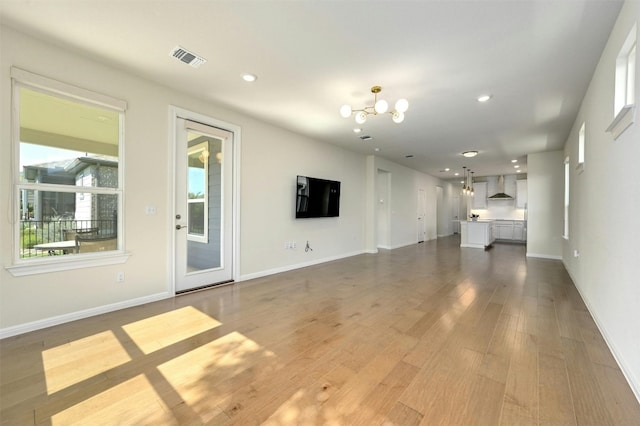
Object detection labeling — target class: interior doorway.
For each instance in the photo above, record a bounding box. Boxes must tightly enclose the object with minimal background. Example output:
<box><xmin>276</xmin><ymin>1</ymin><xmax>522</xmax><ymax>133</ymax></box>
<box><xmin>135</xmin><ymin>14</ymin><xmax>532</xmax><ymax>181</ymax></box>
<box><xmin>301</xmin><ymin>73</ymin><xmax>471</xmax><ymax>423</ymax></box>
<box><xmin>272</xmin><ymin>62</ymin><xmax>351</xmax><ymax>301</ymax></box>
<box><xmin>377</xmin><ymin>169</ymin><xmax>391</xmax><ymax>249</ymax></box>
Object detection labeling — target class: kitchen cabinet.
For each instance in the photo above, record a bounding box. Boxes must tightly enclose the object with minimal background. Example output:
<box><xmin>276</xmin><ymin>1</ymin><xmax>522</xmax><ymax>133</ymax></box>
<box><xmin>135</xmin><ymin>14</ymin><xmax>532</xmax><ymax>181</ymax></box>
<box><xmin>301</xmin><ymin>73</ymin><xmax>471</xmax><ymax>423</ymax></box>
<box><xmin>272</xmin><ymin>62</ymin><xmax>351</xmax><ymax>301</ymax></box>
<box><xmin>495</xmin><ymin>220</ymin><xmax>514</xmax><ymax>240</ymax></box>
<box><xmin>494</xmin><ymin>220</ymin><xmax>526</xmax><ymax>242</ymax></box>
<box><xmin>516</xmin><ymin>179</ymin><xmax>528</xmax><ymax>209</ymax></box>
<box><xmin>471</xmin><ymin>182</ymin><xmax>487</xmax><ymax>209</ymax></box>
<box><xmin>513</xmin><ymin>222</ymin><xmax>525</xmax><ymax>240</ymax></box>
<box><xmin>460</xmin><ymin>220</ymin><xmax>495</xmax><ymax>249</ymax></box>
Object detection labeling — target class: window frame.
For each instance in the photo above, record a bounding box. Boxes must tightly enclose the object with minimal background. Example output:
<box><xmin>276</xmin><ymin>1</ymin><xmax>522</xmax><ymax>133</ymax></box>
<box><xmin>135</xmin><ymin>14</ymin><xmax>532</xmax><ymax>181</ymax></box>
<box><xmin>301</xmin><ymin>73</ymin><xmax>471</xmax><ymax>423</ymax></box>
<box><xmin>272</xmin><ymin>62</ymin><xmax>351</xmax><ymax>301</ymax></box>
<box><xmin>608</xmin><ymin>23</ymin><xmax>637</xmax><ymax>139</ymax></box>
<box><xmin>577</xmin><ymin>122</ymin><xmax>585</xmax><ymax>173</ymax></box>
<box><xmin>6</xmin><ymin>68</ymin><xmax>130</xmax><ymax>276</ymax></box>
<box><xmin>563</xmin><ymin>156</ymin><xmax>570</xmax><ymax>240</ymax></box>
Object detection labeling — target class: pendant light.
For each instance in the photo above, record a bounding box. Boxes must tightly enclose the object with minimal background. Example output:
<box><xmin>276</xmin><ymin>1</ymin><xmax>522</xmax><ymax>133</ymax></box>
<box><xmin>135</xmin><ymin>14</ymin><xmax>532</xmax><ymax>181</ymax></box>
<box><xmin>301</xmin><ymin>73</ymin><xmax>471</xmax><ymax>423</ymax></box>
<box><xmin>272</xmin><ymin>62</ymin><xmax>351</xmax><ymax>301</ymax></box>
<box><xmin>470</xmin><ymin>171</ymin><xmax>475</xmax><ymax>197</ymax></box>
<box><xmin>461</xmin><ymin>167</ymin><xmax>467</xmax><ymax>195</ymax></box>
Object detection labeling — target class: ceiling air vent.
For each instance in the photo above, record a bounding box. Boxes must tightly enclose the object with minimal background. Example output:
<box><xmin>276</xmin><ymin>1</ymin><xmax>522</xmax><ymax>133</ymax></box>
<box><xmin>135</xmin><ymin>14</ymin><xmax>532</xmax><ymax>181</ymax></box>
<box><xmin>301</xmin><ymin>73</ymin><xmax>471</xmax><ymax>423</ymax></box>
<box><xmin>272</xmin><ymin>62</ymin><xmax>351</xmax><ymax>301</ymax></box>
<box><xmin>360</xmin><ymin>135</ymin><xmax>373</xmax><ymax>141</ymax></box>
<box><xmin>170</xmin><ymin>46</ymin><xmax>207</xmax><ymax>68</ymax></box>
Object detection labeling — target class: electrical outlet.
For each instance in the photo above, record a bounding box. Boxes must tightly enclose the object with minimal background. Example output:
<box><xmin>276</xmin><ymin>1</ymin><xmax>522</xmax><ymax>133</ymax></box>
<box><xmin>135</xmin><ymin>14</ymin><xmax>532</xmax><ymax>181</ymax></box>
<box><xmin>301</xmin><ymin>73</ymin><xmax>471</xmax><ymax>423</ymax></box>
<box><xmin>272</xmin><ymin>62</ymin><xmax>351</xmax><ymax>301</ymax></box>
<box><xmin>116</xmin><ymin>272</ymin><xmax>125</xmax><ymax>282</ymax></box>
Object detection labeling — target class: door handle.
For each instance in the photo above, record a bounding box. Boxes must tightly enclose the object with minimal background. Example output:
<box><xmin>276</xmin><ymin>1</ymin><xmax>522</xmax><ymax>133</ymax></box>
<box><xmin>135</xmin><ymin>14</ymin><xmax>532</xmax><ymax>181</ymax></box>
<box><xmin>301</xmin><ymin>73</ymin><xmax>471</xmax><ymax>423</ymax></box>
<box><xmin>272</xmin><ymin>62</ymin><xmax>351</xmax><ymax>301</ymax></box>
<box><xmin>176</xmin><ymin>225</ymin><xmax>186</xmax><ymax>230</ymax></box>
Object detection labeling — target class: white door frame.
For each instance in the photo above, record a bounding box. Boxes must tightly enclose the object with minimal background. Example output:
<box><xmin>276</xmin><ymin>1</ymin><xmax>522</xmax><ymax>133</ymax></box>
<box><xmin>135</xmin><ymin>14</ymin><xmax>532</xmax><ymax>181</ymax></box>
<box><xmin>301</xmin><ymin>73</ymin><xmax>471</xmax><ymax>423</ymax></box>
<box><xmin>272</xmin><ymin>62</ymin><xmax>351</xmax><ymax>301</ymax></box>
<box><xmin>169</xmin><ymin>106</ymin><xmax>241</xmax><ymax>295</ymax></box>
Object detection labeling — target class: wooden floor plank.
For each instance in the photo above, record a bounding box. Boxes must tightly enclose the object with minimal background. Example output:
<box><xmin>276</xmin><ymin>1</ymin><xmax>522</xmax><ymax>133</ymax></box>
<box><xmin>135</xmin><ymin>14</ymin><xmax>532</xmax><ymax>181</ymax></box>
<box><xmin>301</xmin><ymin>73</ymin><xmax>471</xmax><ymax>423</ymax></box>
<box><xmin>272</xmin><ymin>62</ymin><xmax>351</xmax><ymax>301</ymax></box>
<box><xmin>0</xmin><ymin>237</ymin><xmax>638</xmax><ymax>425</ymax></box>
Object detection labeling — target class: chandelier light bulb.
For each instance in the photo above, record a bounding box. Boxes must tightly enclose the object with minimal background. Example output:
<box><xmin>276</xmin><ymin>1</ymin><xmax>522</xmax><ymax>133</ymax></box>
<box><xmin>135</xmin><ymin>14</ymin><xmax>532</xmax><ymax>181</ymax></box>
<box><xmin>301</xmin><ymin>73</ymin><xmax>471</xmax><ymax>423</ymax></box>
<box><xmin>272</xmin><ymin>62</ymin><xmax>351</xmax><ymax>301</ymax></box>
<box><xmin>355</xmin><ymin>111</ymin><xmax>367</xmax><ymax>124</ymax></box>
<box><xmin>395</xmin><ymin>98</ymin><xmax>409</xmax><ymax>113</ymax></box>
<box><xmin>340</xmin><ymin>104</ymin><xmax>352</xmax><ymax>118</ymax></box>
<box><xmin>374</xmin><ymin>99</ymin><xmax>389</xmax><ymax>114</ymax></box>
<box><xmin>392</xmin><ymin>111</ymin><xmax>405</xmax><ymax>124</ymax></box>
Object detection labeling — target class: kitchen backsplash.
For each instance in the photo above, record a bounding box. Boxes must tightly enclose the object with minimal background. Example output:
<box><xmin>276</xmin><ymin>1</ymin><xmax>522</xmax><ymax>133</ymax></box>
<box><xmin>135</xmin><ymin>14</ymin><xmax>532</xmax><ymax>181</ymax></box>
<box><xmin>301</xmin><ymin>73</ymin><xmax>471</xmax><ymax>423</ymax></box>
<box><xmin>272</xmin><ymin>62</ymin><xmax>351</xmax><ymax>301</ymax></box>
<box><xmin>471</xmin><ymin>203</ymin><xmax>526</xmax><ymax>220</ymax></box>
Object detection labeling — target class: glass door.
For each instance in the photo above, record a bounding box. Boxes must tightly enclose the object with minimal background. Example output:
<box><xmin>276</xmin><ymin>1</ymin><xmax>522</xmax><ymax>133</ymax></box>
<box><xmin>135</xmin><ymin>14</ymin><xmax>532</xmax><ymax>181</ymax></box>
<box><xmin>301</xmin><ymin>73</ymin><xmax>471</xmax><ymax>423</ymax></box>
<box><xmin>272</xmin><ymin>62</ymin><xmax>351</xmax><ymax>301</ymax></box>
<box><xmin>175</xmin><ymin>118</ymin><xmax>233</xmax><ymax>292</ymax></box>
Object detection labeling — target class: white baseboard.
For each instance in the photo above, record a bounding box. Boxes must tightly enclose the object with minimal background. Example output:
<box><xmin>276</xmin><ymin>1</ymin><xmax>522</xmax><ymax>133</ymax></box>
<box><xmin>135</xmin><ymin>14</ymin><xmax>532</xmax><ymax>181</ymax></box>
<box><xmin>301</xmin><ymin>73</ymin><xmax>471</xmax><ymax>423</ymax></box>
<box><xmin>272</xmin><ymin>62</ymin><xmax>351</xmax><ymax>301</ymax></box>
<box><xmin>461</xmin><ymin>243</ymin><xmax>485</xmax><ymax>249</ymax></box>
<box><xmin>239</xmin><ymin>250</ymin><xmax>365</xmax><ymax>282</ymax></box>
<box><xmin>390</xmin><ymin>240</ymin><xmax>419</xmax><ymax>250</ymax></box>
<box><xmin>562</xmin><ymin>260</ymin><xmax>640</xmax><ymax>404</ymax></box>
<box><xmin>526</xmin><ymin>252</ymin><xmax>562</xmax><ymax>260</ymax></box>
<box><xmin>0</xmin><ymin>292</ymin><xmax>172</xmax><ymax>339</ymax></box>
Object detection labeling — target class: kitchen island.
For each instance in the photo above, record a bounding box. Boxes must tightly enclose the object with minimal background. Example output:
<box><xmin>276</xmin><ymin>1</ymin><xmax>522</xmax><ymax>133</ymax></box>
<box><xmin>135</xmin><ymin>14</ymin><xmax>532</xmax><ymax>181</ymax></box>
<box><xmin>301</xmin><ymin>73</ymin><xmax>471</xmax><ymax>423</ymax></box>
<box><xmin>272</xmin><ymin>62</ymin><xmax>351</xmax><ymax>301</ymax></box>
<box><xmin>460</xmin><ymin>220</ymin><xmax>495</xmax><ymax>249</ymax></box>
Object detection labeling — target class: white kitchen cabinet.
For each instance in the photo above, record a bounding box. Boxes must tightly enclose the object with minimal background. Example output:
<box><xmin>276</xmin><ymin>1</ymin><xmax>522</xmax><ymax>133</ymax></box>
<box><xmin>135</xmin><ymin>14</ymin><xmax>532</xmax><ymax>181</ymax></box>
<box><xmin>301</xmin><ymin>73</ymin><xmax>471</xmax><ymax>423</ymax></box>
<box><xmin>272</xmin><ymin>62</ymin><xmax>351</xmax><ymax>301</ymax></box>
<box><xmin>513</xmin><ymin>222</ymin><xmax>524</xmax><ymax>240</ymax></box>
<box><xmin>495</xmin><ymin>220</ymin><xmax>514</xmax><ymax>240</ymax></box>
<box><xmin>471</xmin><ymin>182</ymin><xmax>487</xmax><ymax>209</ymax></box>
<box><xmin>516</xmin><ymin>179</ymin><xmax>528</xmax><ymax>209</ymax></box>
<box><xmin>460</xmin><ymin>220</ymin><xmax>495</xmax><ymax>249</ymax></box>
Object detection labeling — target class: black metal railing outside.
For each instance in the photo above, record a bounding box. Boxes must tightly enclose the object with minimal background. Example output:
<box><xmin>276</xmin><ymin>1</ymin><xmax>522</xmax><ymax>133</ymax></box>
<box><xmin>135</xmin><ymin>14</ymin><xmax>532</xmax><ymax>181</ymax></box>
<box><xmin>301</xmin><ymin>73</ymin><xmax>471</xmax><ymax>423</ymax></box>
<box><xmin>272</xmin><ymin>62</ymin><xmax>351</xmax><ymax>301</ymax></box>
<box><xmin>19</xmin><ymin>219</ymin><xmax>117</xmax><ymax>258</ymax></box>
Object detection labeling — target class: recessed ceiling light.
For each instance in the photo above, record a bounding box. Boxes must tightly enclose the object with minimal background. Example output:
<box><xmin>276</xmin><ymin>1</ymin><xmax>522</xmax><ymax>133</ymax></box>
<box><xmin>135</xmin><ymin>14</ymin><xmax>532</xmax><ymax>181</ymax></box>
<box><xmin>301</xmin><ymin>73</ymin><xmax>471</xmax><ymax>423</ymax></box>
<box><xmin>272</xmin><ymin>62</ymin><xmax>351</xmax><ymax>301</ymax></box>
<box><xmin>517</xmin><ymin>170</ymin><xmax>522</xmax><ymax>173</ymax></box>
<box><xmin>241</xmin><ymin>73</ymin><xmax>257</xmax><ymax>82</ymax></box>
<box><xmin>477</xmin><ymin>94</ymin><xmax>492</xmax><ymax>102</ymax></box>
<box><xmin>511</xmin><ymin>159</ymin><xmax>518</xmax><ymax>163</ymax></box>
<box><xmin>444</xmin><ymin>168</ymin><xmax>450</xmax><ymax>171</ymax></box>
<box><xmin>374</xmin><ymin>148</ymin><xmax>380</xmax><ymax>152</ymax></box>
<box><xmin>460</xmin><ymin>180</ymin><xmax>464</xmax><ymax>184</ymax></box>
<box><xmin>454</xmin><ymin>172</ymin><xmax>460</xmax><ymax>176</ymax></box>
<box><xmin>353</xmin><ymin>128</ymin><xmax>362</xmax><ymax>133</ymax></box>
<box><xmin>462</xmin><ymin>151</ymin><xmax>478</xmax><ymax>158</ymax></box>
<box><xmin>514</xmin><ymin>165</ymin><xmax>520</xmax><ymax>168</ymax></box>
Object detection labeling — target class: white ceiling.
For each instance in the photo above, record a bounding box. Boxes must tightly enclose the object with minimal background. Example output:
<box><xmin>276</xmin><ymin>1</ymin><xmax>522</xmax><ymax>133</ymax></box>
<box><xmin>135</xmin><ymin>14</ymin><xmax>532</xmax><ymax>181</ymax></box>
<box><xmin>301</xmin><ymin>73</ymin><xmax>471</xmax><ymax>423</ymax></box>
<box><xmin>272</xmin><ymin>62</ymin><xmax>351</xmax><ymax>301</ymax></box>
<box><xmin>0</xmin><ymin>0</ymin><xmax>623</xmax><ymax>178</ymax></box>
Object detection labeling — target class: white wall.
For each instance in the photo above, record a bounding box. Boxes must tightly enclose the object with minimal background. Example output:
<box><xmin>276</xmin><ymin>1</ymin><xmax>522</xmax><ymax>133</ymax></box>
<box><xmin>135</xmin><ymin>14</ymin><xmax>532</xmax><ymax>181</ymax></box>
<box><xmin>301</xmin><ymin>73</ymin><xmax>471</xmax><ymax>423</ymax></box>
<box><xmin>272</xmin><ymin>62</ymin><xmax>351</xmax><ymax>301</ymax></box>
<box><xmin>526</xmin><ymin>151</ymin><xmax>564</xmax><ymax>259</ymax></box>
<box><xmin>0</xmin><ymin>26</ymin><xmax>367</xmax><ymax>333</ymax></box>
<box><xmin>0</xmin><ymin>25</ymin><xmax>451</xmax><ymax>336</ymax></box>
<box><xmin>562</xmin><ymin>0</ymin><xmax>640</xmax><ymax>400</ymax></box>
<box><xmin>368</xmin><ymin>156</ymin><xmax>441</xmax><ymax>250</ymax></box>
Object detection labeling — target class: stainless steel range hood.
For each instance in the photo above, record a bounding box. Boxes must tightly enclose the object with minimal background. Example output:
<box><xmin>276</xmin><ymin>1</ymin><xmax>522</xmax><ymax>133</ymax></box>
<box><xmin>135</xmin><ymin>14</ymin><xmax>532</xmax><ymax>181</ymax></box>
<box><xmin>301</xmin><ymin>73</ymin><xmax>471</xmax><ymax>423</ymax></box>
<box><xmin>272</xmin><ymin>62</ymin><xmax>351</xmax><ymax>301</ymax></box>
<box><xmin>488</xmin><ymin>175</ymin><xmax>513</xmax><ymax>200</ymax></box>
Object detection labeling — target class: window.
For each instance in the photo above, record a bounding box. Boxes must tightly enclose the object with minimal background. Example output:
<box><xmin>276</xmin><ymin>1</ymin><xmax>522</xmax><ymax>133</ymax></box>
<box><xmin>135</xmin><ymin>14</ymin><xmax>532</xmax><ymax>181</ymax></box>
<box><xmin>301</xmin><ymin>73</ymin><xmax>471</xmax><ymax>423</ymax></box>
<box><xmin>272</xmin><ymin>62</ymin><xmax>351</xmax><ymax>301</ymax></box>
<box><xmin>11</xmin><ymin>68</ymin><xmax>126</xmax><ymax>267</ymax></box>
<box><xmin>577</xmin><ymin>122</ymin><xmax>585</xmax><ymax>172</ymax></box>
<box><xmin>608</xmin><ymin>24</ymin><xmax>637</xmax><ymax>139</ymax></box>
<box><xmin>187</xmin><ymin>140</ymin><xmax>209</xmax><ymax>243</ymax></box>
<box><xmin>615</xmin><ymin>24</ymin><xmax>636</xmax><ymax>115</ymax></box>
<box><xmin>563</xmin><ymin>157</ymin><xmax>570</xmax><ymax>240</ymax></box>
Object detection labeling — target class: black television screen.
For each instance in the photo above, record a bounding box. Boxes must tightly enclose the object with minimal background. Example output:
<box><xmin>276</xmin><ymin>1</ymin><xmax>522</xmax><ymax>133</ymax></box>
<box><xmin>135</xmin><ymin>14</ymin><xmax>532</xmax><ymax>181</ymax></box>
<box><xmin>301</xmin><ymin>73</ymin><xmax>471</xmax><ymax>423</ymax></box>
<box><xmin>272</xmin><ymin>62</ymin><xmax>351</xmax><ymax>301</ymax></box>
<box><xmin>296</xmin><ymin>175</ymin><xmax>340</xmax><ymax>218</ymax></box>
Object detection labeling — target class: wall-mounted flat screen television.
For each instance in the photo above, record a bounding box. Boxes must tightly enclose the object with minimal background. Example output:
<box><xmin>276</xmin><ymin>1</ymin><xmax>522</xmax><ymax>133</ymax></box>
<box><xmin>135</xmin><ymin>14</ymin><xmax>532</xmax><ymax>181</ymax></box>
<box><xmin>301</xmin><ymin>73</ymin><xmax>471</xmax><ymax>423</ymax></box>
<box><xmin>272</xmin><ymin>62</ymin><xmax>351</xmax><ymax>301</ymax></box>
<box><xmin>296</xmin><ymin>175</ymin><xmax>340</xmax><ymax>218</ymax></box>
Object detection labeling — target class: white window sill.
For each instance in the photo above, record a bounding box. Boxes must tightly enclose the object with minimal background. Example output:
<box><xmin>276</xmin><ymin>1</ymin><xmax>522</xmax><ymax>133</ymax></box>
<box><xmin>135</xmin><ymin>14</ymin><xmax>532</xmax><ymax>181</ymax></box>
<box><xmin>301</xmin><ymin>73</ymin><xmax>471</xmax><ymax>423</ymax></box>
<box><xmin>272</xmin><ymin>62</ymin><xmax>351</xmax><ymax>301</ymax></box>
<box><xmin>606</xmin><ymin>104</ymin><xmax>636</xmax><ymax>140</ymax></box>
<box><xmin>5</xmin><ymin>251</ymin><xmax>131</xmax><ymax>277</ymax></box>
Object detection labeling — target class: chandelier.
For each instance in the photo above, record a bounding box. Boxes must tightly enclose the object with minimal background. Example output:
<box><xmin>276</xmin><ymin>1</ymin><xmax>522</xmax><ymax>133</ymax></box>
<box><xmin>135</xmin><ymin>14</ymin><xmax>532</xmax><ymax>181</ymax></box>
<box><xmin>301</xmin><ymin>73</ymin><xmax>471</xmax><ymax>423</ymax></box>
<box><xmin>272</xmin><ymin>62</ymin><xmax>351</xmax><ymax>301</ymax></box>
<box><xmin>340</xmin><ymin>86</ymin><xmax>409</xmax><ymax>124</ymax></box>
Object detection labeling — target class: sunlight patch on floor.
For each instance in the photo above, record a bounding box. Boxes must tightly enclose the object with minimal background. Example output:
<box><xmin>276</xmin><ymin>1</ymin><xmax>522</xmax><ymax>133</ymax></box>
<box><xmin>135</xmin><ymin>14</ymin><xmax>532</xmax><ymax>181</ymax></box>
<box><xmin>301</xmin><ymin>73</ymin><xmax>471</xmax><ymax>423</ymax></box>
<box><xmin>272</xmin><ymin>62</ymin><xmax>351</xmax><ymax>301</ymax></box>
<box><xmin>50</xmin><ymin>374</ymin><xmax>173</xmax><ymax>425</ymax></box>
<box><xmin>122</xmin><ymin>306</ymin><xmax>222</xmax><ymax>354</ymax></box>
<box><xmin>42</xmin><ymin>330</ymin><xmax>131</xmax><ymax>394</ymax></box>
<box><xmin>157</xmin><ymin>331</ymin><xmax>275</xmax><ymax>414</ymax></box>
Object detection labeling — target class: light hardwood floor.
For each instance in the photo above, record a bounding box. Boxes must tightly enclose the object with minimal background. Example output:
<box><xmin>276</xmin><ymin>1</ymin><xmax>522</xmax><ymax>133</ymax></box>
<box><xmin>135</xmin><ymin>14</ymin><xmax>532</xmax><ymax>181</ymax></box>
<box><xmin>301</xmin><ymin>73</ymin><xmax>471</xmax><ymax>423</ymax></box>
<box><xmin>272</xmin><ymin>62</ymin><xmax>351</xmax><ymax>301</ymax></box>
<box><xmin>1</xmin><ymin>236</ymin><xmax>639</xmax><ymax>425</ymax></box>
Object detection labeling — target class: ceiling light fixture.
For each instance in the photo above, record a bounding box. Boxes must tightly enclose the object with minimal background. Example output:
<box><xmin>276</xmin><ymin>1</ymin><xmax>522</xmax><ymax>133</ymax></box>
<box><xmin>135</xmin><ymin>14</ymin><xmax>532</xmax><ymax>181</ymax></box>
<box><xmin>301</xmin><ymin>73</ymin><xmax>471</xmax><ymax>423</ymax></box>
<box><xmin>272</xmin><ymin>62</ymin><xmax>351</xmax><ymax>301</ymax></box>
<box><xmin>353</xmin><ymin>128</ymin><xmax>362</xmax><ymax>133</ymax></box>
<box><xmin>514</xmin><ymin>165</ymin><xmax>520</xmax><ymax>168</ymax></box>
<box><xmin>444</xmin><ymin>168</ymin><xmax>450</xmax><ymax>172</ymax></box>
<box><xmin>477</xmin><ymin>94</ymin><xmax>492</xmax><ymax>102</ymax></box>
<box><xmin>340</xmin><ymin>86</ymin><xmax>408</xmax><ymax>124</ymax></box>
<box><xmin>462</xmin><ymin>151</ymin><xmax>479</xmax><ymax>158</ymax></box>
<box><xmin>241</xmin><ymin>73</ymin><xmax>257</xmax><ymax>82</ymax></box>
<box><xmin>511</xmin><ymin>159</ymin><xmax>518</xmax><ymax>163</ymax></box>
<box><xmin>470</xmin><ymin>172</ymin><xmax>475</xmax><ymax>197</ymax></box>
